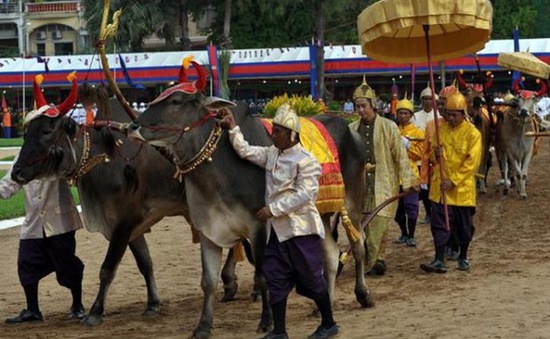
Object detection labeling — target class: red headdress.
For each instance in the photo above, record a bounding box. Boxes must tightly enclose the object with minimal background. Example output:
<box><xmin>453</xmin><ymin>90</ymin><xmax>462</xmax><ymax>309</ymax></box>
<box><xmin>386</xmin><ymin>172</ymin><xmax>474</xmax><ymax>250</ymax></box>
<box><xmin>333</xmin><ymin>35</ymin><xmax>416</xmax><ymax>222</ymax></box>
<box><xmin>513</xmin><ymin>77</ymin><xmax>547</xmax><ymax>100</ymax></box>
<box><xmin>26</xmin><ymin>72</ymin><xmax>78</xmax><ymax>124</ymax></box>
<box><xmin>456</xmin><ymin>70</ymin><xmax>493</xmax><ymax>93</ymax></box>
<box><xmin>149</xmin><ymin>56</ymin><xmax>208</xmax><ymax>106</ymax></box>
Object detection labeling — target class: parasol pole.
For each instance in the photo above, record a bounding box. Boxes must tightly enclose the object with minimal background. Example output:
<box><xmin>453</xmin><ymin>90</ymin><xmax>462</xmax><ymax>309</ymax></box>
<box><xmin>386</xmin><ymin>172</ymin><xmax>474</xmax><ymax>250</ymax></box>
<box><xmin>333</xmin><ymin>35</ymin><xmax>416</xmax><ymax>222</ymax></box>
<box><xmin>423</xmin><ymin>25</ymin><xmax>450</xmax><ymax>231</ymax></box>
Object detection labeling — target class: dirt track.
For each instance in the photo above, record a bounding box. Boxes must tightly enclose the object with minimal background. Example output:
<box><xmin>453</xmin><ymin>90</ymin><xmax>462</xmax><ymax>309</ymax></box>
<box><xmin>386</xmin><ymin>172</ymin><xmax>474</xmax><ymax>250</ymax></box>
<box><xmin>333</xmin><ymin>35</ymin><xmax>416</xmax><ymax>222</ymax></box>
<box><xmin>1</xmin><ymin>145</ymin><xmax>550</xmax><ymax>339</ymax></box>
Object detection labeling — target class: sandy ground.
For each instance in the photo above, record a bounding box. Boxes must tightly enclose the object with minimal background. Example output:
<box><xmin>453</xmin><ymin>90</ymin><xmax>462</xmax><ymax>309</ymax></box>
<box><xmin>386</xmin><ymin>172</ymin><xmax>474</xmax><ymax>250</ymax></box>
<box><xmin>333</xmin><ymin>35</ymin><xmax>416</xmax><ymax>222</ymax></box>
<box><xmin>1</xmin><ymin>144</ymin><xmax>550</xmax><ymax>339</ymax></box>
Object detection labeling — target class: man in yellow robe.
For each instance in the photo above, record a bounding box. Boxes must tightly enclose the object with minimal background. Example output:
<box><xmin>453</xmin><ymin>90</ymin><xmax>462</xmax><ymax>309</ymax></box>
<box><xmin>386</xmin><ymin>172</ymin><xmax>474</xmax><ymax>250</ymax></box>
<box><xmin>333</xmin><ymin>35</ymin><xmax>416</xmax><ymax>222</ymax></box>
<box><xmin>394</xmin><ymin>99</ymin><xmax>424</xmax><ymax>247</ymax></box>
<box><xmin>420</xmin><ymin>92</ymin><xmax>482</xmax><ymax>274</ymax></box>
<box><xmin>349</xmin><ymin>78</ymin><xmax>417</xmax><ymax>276</ymax></box>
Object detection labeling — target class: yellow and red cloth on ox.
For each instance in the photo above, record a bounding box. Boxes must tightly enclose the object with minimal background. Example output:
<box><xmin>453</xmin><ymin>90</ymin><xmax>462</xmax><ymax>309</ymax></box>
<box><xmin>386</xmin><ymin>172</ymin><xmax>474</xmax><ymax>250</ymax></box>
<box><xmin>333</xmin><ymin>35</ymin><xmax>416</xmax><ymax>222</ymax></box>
<box><xmin>261</xmin><ymin>117</ymin><xmax>345</xmax><ymax>214</ymax></box>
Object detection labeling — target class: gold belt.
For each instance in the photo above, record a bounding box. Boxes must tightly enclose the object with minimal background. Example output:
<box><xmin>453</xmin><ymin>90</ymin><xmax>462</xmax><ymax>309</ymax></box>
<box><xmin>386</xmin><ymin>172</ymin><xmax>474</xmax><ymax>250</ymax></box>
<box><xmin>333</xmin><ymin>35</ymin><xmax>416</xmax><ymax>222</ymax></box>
<box><xmin>365</xmin><ymin>162</ymin><xmax>376</xmax><ymax>173</ymax></box>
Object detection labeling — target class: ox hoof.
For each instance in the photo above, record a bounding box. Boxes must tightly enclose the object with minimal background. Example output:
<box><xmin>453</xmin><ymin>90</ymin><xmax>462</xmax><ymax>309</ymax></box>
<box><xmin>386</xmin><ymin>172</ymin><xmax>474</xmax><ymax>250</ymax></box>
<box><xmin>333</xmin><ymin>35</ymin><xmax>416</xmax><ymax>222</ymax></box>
<box><xmin>356</xmin><ymin>290</ymin><xmax>375</xmax><ymax>308</ymax></box>
<box><xmin>221</xmin><ymin>283</ymin><xmax>238</xmax><ymax>302</ymax></box>
<box><xmin>142</xmin><ymin>308</ymin><xmax>160</xmax><ymax>317</ymax></box>
<box><xmin>192</xmin><ymin>329</ymin><xmax>211</xmax><ymax>339</ymax></box>
<box><xmin>83</xmin><ymin>314</ymin><xmax>103</xmax><ymax>327</ymax></box>
<box><xmin>520</xmin><ymin>194</ymin><xmax>527</xmax><ymax>200</ymax></box>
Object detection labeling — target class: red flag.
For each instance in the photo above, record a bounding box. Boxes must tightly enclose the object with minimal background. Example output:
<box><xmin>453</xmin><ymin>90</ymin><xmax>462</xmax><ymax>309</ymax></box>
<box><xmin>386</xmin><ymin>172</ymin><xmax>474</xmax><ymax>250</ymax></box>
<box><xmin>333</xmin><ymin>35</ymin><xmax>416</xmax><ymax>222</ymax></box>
<box><xmin>1</xmin><ymin>94</ymin><xmax>7</xmax><ymax>112</ymax></box>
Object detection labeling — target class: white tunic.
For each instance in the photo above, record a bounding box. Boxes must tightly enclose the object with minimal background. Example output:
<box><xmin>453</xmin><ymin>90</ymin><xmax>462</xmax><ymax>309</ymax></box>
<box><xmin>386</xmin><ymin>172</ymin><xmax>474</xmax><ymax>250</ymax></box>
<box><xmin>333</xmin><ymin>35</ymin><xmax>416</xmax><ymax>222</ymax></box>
<box><xmin>0</xmin><ymin>161</ymin><xmax>82</xmax><ymax>240</ymax></box>
<box><xmin>413</xmin><ymin>109</ymin><xmax>435</xmax><ymax>132</ymax></box>
<box><xmin>228</xmin><ymin>126</ymin><xmax>325</xmax><ymax>243</ymax></box>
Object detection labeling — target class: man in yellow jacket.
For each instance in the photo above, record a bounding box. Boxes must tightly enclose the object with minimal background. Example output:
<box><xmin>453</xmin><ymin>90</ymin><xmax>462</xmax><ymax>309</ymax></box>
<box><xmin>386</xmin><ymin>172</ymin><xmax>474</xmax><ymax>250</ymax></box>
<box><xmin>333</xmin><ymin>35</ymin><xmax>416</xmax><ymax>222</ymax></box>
<box><xmin>349</xmin><ymin>77</ymin><xmax>417</xmax><ymax>276</ymax></box>
<box><xmin>420</xmin><ymin>92</ymin><xmax>482</xmax><ymax>274</ymax></box>
<box><xmin>394</xmin><ymin>98</ymin><xmax>424</xmax><ymax>247</ymax></box>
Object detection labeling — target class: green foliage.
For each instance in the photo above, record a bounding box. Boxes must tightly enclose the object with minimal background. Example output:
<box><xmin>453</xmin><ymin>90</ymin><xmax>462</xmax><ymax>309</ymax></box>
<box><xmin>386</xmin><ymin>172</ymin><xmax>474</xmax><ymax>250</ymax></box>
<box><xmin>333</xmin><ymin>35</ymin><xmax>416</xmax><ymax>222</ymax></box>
<box><xmin>82</xmin><ymin>0</ymin><xmax>550</xmax><ymax>53</ymax></box>
<box><xmin>0</xmin><ymin>138</ymin><xmax>23</xmax><ymax>147</ymax></box>
<box><xmin>492</xmin><ymin>0</ymin><xmax>540</xmax><ymax>39</ymax></box>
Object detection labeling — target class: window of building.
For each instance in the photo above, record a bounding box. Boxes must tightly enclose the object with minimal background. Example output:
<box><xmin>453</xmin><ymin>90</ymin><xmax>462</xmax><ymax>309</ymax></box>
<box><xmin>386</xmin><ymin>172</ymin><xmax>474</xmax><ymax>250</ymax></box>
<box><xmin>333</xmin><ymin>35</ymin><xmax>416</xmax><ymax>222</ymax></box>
<box><xmin>54</xmin><ymin>42</ymin><xmax>73</xmax><ymax>56</ymax></box>
<box><xmin>37</xmin><ymin>43</ymin><xmax>45</xmax><ymax>56</ymax></box>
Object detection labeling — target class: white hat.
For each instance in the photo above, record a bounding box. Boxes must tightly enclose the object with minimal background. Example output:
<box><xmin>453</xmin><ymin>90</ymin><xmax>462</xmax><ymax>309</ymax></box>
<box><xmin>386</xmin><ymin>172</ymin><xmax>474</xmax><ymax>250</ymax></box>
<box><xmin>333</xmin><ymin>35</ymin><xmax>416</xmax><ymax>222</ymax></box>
<box><xmin>421</xmin><ymin>83</ymin><xmax>439</xmax><ymax>100</ymax></box>
<box><xmin>273</xmin><ymin>103</ymin><xmax>300</xmax><ymax>133</ymax></box>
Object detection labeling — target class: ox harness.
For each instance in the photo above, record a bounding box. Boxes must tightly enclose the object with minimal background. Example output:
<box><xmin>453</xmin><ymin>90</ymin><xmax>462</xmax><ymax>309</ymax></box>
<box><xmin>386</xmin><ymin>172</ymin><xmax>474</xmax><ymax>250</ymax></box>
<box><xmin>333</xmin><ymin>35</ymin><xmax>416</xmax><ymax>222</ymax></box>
<box><xmin>138</xmin><ymin>110</ymin><xmax>224</xmax><ymax>182</ymax></box>
<box><xmin>65</xmin><ymin>127</ymin><xmax>110</xmax><ymax>186</ymax></box>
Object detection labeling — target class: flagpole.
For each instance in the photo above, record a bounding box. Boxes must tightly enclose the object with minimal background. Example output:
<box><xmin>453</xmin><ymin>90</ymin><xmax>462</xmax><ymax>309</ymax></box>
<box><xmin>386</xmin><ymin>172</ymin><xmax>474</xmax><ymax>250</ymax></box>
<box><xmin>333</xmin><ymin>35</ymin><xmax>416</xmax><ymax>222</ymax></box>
<box><xmin>113</xmin><ymin>43</ymin><xmax>116</xmax><ymax>83</ymax></box>
<box><xmin>22</xmin><ymin>56</ymin><xmax>25</xmax><ymax>120</ymax></box>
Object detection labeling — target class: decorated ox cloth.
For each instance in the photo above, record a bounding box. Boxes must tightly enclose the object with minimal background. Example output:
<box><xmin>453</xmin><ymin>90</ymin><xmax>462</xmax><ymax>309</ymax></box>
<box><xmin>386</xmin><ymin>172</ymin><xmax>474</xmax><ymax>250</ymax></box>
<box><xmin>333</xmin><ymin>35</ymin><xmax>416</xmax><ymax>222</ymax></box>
<box><xmin>260</xmin><ymin>118</ymin><xmax>345</xmax><ymax>214</ymax></box>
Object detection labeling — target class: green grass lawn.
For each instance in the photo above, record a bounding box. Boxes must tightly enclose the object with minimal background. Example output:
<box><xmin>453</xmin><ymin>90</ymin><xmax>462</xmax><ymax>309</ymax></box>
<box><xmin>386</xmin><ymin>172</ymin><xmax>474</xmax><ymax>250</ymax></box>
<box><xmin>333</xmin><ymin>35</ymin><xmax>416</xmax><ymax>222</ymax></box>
<box><xmin>0</xmin><ymin>170</ymin><xmax>80</xmax><ymax>220</ymax></box>
<box><xmin>0</xmin><ymin>138</ymin><xmax>23</xmax><ymax>147</ymax></box>
<box><xmin>1</xmin><ymin>155</ymin><xmax>15</xmax><ymax>161</ymax></box>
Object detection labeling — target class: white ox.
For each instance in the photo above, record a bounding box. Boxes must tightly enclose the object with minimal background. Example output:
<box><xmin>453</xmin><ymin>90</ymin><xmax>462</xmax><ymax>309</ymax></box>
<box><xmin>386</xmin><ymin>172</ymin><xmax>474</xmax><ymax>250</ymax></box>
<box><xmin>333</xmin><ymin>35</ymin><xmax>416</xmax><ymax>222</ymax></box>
<box><xmin>495</xmin><ymin>79</ymin><xmax>546</xmax><ymax>198</ymax></box>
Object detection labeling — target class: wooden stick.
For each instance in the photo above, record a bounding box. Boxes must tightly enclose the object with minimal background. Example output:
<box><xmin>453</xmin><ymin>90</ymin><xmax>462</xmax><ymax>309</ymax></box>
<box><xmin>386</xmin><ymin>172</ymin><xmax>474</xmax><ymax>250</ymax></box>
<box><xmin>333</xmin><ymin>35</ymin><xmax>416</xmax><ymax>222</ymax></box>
<box><xmin>525</xmin><ymin>131</ymin><xmax>550</xmax><ymax>137</ymax></box>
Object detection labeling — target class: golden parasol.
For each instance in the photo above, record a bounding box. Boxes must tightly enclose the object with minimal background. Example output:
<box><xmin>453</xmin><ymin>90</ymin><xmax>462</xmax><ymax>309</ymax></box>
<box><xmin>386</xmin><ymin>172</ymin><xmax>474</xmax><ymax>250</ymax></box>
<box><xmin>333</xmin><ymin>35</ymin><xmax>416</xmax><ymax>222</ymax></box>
<box><xmin>498</xmin><ymin>52</ymin><xmax>550</xmax><ymax>79</ymax></box>
<box><xmin>357</xmin><ymin>0</ymin><xmax>493</xmax><ymax>231</ymax></box>
<box><xmin>358</xmin><ymin>0</ymin><xmax>493</xmax><ymax>64</ymax></box>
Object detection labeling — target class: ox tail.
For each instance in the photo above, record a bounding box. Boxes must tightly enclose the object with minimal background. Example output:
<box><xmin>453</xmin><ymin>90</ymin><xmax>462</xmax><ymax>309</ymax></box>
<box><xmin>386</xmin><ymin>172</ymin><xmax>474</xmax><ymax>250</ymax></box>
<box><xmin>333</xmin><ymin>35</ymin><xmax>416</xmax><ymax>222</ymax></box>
<box><xmin>242</xmin><ymin>239</ymin><xmax>254</xmax><ymax>265</ymax></box>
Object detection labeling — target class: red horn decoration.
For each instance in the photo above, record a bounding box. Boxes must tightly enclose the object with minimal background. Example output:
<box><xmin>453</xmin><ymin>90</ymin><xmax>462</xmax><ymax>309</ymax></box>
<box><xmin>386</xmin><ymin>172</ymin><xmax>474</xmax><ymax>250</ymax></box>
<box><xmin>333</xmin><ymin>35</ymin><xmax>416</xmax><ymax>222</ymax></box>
<box><xmin>537</xmin><ymin>78</ymin><xmax>547</xmax><ymax>97</ymax></box>
<box><xmin>191</xmin><ymin>61</ymin><xmax>207</xmax><ymax>91</ymax></box>
<box><xmin>57</xmin><ymin>74</ymin><xmax>78</xmax><ymax>115</ymax></box>
<box><xmin>456</xmin><ymin>71</ymin><xmax>468</xmax><ymax>89</ymax></box>
<box><xmin>178</xmin><ymin>63</ymin><xmax>188</xmax><ymax>83</ymax></box>
<box><xmin>512</xmin><ymin>77</ymin><xmax>522</xmax><ymax>95</ymax></box>
<box><xmin>33</xmin><ymin>75</ymin><xmax>48</xmax><ymax>108</ymax></box>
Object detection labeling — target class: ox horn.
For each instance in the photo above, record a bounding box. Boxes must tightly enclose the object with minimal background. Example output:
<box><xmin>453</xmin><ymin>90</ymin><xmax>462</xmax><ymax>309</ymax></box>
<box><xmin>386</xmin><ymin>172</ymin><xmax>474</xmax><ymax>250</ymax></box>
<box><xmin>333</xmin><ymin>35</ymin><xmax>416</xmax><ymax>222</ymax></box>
<box><xmin>512</xmin><ymin>77</ymin><xmax>523</xmax><ymax>95</ymax></box>
<box><xmin>178</xmin><ymin>56</ymin><xmax>195</xmax><ymax>83</ymax></box>
<box><xmin>536</xmin><ymin>78</ymin><xmax>547</xmax><ymax>96</ymax></box>
<box><xmin>57</xmin><ymin>72</ymin><xmax>79</xmax><ymax>116</ymax></box>
<box><xmin>33</xmin><ymin>74</ymin><xmax>48</xmax><ymax>109</ymax></box>
<box><xmin>191</xmin><ymin>61</ymin><xmax>207</xmax><ymax>91</ymax></box>
<box><xmin>456</xmin><ymin>70</ymin><xmax>468</xmax><ymax>89</ymax></box>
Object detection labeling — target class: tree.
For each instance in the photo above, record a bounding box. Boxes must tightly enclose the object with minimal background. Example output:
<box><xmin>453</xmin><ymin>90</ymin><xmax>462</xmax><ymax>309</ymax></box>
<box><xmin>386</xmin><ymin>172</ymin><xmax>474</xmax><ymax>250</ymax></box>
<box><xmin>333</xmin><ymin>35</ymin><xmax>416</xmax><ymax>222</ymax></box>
<box><xmin>491</xmin><ymin>0</ymin><xmax>538</xmax><ymax>39</ymax></box>
<box><xmin>82</xmin><ymin>0</ymin><xmax>180</xmax><ymax>52</ymax></box>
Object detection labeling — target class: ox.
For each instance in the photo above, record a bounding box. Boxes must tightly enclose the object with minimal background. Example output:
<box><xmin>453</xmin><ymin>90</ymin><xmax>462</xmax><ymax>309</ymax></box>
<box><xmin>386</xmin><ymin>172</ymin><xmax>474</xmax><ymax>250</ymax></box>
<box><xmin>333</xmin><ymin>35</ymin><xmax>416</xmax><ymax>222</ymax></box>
<box><xmin>457</xmin><ymin>70</ymin><xmax>495</xmax><ymax>194</ymax></box>
<box><xmin>126</xmin><ymin>65</ymin><xmax>372</xmax><ymax>338</ymax></box>
<box><xmin>10</xmin><ymin>83</ymin><xmax>242</xmax><ymax>326</ymax></box>
<box><xmin>494</xmin><ymin>79</ymin><xmax>546</xmax><ymax>198</ymax></box>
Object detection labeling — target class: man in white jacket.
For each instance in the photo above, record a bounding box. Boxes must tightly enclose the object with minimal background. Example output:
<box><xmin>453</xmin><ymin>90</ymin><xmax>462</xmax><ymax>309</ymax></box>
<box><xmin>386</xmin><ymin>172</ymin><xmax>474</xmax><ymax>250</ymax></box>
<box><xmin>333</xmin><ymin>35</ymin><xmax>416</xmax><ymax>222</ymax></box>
<box><xmin>220</xmin><ymin>104</ymin><xmax>338</xmax><ymax>339</ymax></box>
<box><xmin>1</xmin><ymin>160</ymin><xmax>85</xmax><ymax>324</ymax></box>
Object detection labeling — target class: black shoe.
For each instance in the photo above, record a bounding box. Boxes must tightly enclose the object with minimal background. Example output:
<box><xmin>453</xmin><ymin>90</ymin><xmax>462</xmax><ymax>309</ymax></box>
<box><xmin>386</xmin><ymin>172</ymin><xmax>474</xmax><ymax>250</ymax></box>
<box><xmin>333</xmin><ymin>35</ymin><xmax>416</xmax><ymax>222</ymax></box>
<box><xmin>457</xmin><ymin>258</ymin><xmax>470</xmax><ymax>272</ymax></box>
<box><xmin>420</xmin><ymin>260</ymin><xmax>448</xmax><ymax>274</ymax></box>
<box><xmin>259</xmin><ymin>332</ymin><xmax>289</xmax><ymax>339</ymax></box>
<box><xmin>308</xmin><ymin>324</ymin><xmax>339</xmax><ymax>339</ymax></box>
<box><xmin>5</xmin><ymin>309</ymin><xmax>43</xmax><ymax>324</ymax></box>
<box><xmin>366</xmin><ymin>260</ymin><xmax>386</xmax><ymax>276</ymax></box>
<box><xmin>394</xmin><ymin>235</ymin><xmax>408</xmax><ymax>244</ymax></box>
<box><xmin>406</xmin><ymin>237</ymin><xmax>417</xmax><ymax>247</ymax></box>
<box><xmin>69</xmin><ymin>305</ymin><xmax>86</xmax><ymax>319</ymax></box>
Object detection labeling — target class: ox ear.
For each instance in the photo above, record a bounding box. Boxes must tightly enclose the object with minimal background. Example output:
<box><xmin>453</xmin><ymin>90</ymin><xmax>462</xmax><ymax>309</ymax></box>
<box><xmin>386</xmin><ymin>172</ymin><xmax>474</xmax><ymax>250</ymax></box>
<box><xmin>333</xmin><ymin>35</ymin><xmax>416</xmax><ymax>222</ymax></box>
<box><xmin>202</xmin><ymin>96</ymin><xmax>236</xmax><ymax>110</ymax></box>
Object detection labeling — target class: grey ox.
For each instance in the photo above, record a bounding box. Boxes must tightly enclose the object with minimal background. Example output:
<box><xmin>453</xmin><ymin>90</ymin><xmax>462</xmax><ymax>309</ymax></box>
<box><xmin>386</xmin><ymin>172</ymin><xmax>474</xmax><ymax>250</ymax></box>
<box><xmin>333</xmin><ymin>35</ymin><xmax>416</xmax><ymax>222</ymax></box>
<box><xmin>495</xmin><ymin>79</ymin><xmax>546</xmax><ymax>199</ymax></box>
<box><xmin>126</xmin><ymin>62</ymin><xmax>373</xmax><ymax>338</ymax></box>
<box><xmin>10</xmin><ymin>86</ymin><xmax>242</xmax><ymax>326</ymax></box>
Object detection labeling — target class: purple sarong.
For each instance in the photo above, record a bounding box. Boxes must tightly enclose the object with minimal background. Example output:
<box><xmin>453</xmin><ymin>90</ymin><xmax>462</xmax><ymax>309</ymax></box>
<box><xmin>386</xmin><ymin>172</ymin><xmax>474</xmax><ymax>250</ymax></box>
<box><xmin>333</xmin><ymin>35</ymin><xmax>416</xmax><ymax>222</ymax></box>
<box><xmin>262</xmin><ymin>229</ymin><xmax>327</xmax><ymax>305</ymax></box>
